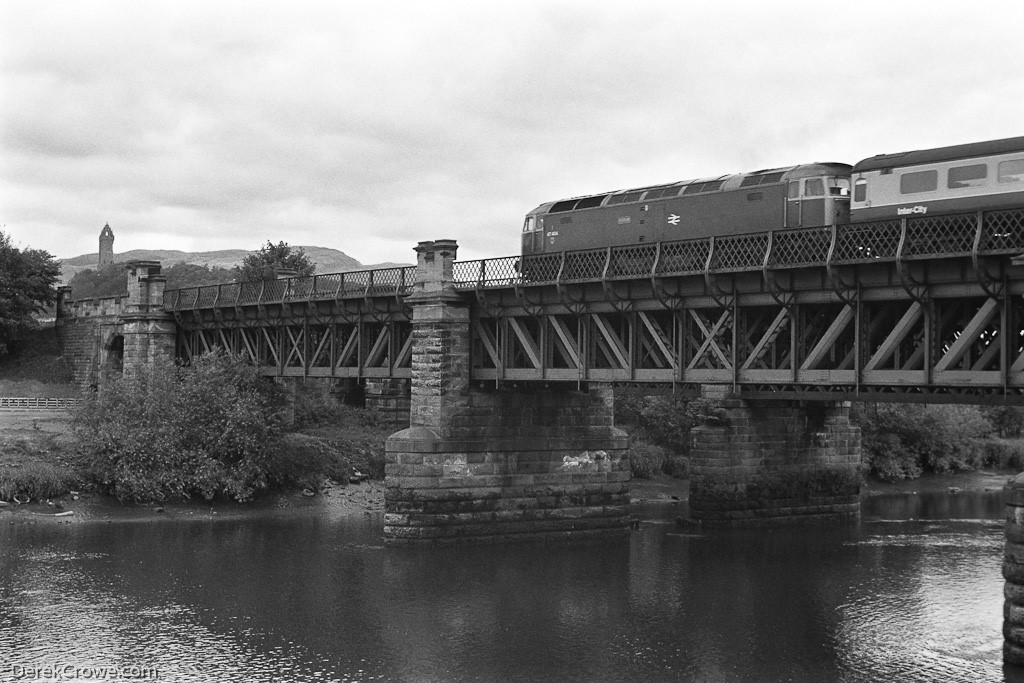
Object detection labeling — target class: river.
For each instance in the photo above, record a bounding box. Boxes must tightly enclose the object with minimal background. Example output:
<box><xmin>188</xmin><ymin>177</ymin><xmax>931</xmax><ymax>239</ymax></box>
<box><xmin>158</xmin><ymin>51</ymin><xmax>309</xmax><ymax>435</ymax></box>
<box><xmin>0</xmin><ymin>486</ymin><xmax>1018</xmax><ymax>682</ymax></box>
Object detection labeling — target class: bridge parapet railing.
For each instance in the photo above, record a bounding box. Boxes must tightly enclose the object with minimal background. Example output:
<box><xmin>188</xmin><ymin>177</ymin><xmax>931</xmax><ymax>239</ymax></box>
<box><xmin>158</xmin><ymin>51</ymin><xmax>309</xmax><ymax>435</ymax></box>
<box><xmin>452</xmin><ymin>207</ymin><xmax>1024</xmax><ymax>289</ymax></box>
<box><xmin>163</xmin><ymin>208</ymin><xmax>1024</xmax><ymax>305</ymax></box>
<box><xmin>165</xmin><ymin>266</ymin><xmax>417</xmax><ymax>311</ymax></box>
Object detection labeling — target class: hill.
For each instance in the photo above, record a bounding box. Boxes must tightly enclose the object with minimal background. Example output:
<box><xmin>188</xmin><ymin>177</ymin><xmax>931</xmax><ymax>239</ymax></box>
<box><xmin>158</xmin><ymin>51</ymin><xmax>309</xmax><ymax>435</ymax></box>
<box><xmin>59</xmin><ymin>246</ymin><xmax>407</xmax><ymax>284</ymax></box>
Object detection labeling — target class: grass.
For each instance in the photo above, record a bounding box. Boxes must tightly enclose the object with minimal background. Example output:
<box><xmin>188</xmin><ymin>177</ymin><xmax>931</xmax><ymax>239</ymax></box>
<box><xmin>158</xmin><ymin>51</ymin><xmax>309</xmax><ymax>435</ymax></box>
<box><xmin>0</xmin><ymin>433</ymin><xmax>82</xmax><ymax>501</ymax></box>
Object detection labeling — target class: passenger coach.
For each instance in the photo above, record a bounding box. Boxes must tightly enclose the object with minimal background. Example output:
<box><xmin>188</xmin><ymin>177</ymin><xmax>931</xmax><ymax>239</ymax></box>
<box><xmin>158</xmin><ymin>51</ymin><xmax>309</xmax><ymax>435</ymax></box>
<box><xmin>849</xmin><ymin>136</ymin><xmax>1024</xmax><ymax>222</ymax></box>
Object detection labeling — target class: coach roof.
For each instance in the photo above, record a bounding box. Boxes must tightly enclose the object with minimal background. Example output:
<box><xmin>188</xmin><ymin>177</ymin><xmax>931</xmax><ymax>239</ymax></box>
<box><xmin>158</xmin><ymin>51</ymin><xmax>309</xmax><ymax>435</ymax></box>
<box><xmin>853</xmin><ymin>136</ymin><xmax>1024</xmax><ymax>173</ymax></box>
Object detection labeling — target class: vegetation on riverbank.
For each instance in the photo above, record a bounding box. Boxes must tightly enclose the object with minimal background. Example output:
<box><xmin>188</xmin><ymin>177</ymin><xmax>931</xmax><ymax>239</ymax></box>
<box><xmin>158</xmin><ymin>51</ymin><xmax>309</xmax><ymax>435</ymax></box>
<box><xmin>854</xmin><ymin>403</ymin><xmax>1024</xmax><ymax>481</ymax></box>
<box><xmin>0</xmin><ymin>352</ymin><xmax>392</xmax><ymax>505</ymax></box>
<box><xmin>615</xmin><ymin>393</ymin><xmax>702</xmax><ymax>479</ymax></box>
<box><xmin>615</xmin><ymin>392</ymin><xmax>1024</xmax><ymax>483</ymax></box>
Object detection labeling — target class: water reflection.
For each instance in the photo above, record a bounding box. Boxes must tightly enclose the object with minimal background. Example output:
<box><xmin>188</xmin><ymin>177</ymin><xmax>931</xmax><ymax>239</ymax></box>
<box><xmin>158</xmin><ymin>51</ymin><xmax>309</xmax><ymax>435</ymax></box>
<box><xmin>0</xmin><ymin>489</ymin><xmax>1011</xmax><ymax>682</ymax></box>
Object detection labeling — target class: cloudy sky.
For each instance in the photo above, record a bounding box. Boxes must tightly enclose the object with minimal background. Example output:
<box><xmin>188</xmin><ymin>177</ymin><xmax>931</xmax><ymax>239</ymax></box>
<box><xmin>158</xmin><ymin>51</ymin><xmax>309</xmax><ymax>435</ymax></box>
<box><xmin>1</xmin><ymin>1</ymin><xmax>1022</xmax><ymax>268</ymax></box>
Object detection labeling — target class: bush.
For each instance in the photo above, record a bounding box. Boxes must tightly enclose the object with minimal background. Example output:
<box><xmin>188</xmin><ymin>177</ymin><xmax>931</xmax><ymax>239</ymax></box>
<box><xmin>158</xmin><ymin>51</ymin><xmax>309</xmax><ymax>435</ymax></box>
<box><xmin>853</xmin><ymin>403</ymin><xmax>993</xmax><ymax>481</ymax></box>
<box><xmin>615</xmin><ymin>393</ymin><xmax>696</xmax><ymax>454</ymax></box>
<box><xmin>264</xmin><ymin>433</ymin><xmax>351</xmax><ymax>489</ymax></box>
<box><xmin>982</xmin><ymin>439</ymin><xmax>1024</xmax><ymax>470</ymax></box>
<box><xmin>616</xmin><ymin>393</ymin><xmax>709</xmax><ymax>478</ymax></box>
<box><xmin>628</xmin><ymin>439</ymin><xmax>666</xmax><ymax>479</ymax></box>
<box><xmin>292</xmin><ymin>380</ymin><xmax>347</xmax><ymax>428</ymax></box>
<box><xmin>73</xmin><ymin>352</ymin><xmax>287</xmax><ymax>502</ymax></box>
<box><xmin>984</xmin><ymin>406</ymin><xmax>1024</xmax><ymax>438</ymax></box>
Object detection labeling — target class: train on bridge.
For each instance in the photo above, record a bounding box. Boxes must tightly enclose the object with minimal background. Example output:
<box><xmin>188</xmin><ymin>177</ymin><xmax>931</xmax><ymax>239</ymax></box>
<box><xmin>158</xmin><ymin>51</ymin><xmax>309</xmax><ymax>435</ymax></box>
<box><xmin>522</xmin><ymin>136</ymin><xmax>1024</xmax><ymax>255</ymax></box>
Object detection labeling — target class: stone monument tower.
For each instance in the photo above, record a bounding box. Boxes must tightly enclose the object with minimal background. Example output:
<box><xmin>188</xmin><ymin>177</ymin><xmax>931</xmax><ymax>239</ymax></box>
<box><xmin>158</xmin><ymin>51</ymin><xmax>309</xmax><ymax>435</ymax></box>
<box><xmin>98</xmin><ymin>224</ymin><xmax>114</xmax><ymax>267</ymax></box>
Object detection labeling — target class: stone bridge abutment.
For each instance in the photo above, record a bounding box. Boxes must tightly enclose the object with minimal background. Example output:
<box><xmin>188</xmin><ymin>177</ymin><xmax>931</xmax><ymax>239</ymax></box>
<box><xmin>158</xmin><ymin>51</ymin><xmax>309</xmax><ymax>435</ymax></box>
<box><xmin>384</xmin><ymin>240</ymin><xmax>632</xmax><ymax>542</ymax></box>
<box><xmin>689</xmin><ymin>388</ymin><xmax>862</xmax><ymax>525</ymax></box>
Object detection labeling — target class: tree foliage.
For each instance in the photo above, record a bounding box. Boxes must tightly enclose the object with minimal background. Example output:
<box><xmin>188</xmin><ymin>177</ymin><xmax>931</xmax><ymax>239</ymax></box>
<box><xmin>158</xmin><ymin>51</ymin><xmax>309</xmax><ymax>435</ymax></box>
<box><xmin>0</xmin><ymin>230</ymin><xmax>61</xmax><ymax>356</ymax></box>
<box><xmin>852</xmin><ymin>403</ymin><xmax>994</xmax><ymax>481</ymax></box>
<box><xmin>68</xmin><ymin>262</ymin><xmax>128</xmax><ymax>299</ymax></box>
<box><xmin>235</xmin><ymin>241</ymin><xmax>315</xmax><ymax>282</ymax></box>
<box><xmin>983</xmin><ymin>406</ymin><xmax>1024</xmax><ymax>438</ymax></box>
<box><xmin>73</xmin><ymin>352</ymin><xmax>288</xmax><ymax>502</ymax></box>
<box><xmin>69</xmin><ymin>261</ymin><xmax>236</xmax><ymax>299</ymax></box>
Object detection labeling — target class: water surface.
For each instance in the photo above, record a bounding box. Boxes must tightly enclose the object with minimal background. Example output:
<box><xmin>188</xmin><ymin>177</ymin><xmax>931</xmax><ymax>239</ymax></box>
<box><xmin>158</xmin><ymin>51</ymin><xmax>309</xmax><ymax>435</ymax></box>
<box><xmin>0</xmin><ymin>490</ymin><xmax>1015</xmax><ymax>682</ymax></box>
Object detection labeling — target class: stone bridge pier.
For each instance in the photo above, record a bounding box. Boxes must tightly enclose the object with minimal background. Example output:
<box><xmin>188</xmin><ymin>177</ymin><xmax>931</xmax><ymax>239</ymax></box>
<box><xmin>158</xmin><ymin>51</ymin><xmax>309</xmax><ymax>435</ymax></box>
<box><xmin>384</xmin><ymin>240</ymin><xmax>631</xmax><ymax>543</ymax></box>
<box><xmin>688</xmin><ymin>387</ymin><xmax>862</xmax><ymax>526</ymax></box>
<box><xmin>120</xmin><ymin>261</ymin><xmax>176</xmax><ymax>374</ymax></box>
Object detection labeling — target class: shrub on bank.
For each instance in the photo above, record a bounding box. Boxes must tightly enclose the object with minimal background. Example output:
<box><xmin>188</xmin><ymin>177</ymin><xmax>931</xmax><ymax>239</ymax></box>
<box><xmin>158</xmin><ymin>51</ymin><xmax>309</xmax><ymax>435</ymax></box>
<box><xmin>73</xmin><ymin>352</ymin><xmax>288</xmax><ymax>502</ymax></box>
<box><xmin>616</xmin><ymin>393</ymin><xmax>704</xmax><ymax>478</ymax></box>
<box><xmin>628</xmin><ymin>439</ymin><xmax>666</xmax><ymax>479</ymax></box>
<box><xmin>853</xmin><ymin>403</ymin><xmax>994</xmax><ymax>481</ymax></box>
<box><xmin>982</xmin><ymin>439</ymin><xmax>1024</xmax><ymax>470</ymax></box>
<box><xmin>266</xmin><ymin>432</ymin><xmax>351</xmax><ymax>490</ymax></box>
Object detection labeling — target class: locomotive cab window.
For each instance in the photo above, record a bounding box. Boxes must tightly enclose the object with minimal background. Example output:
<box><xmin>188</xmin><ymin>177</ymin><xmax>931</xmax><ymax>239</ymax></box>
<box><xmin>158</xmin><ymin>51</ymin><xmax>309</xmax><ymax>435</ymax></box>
<box><xmin>523</xmin><ymin>216</ymin><xmax>536</xmax><ymax>233</ymax></box>
<box><xmin>900</xmin><ymin>170</ymin><xmax>938</xmax><ymax>194</ymax></box>
<box><xmin>853</xmin><ymin>179</ymin><xmax>867</xmax><ymax>202</ymax></box>
<box><xmin>575</xmin><ymin>195</ymin><xmax>608</xmax><ymax>209</ymax></box>
<box><xmin>804</xmin><ymin>179</ymin><xmax>824</xmax><ymax>197</ymax></box>
<box><xmin>998</xmin><ymin>159</ymin><xmax>1024</xmax><ymax>183</ymax></box>
<box><xmin>948</xmin><ymin>164</ymin><xmax>987</xmax><ymax>189</ymax></box>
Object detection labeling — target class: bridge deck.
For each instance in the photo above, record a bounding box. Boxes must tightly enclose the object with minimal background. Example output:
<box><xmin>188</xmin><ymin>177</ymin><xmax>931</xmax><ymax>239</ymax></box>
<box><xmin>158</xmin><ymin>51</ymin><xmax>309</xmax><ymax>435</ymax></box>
<box><xmin>165</xmin><ymin>209</ymin><xmax>1024</xmax><ymax>402</ymax></box>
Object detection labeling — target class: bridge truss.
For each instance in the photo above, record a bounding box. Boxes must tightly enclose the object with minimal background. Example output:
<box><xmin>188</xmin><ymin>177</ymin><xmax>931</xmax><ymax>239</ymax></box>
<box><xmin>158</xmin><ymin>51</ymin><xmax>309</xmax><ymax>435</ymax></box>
<box><xmin>167</xmin><ymin>209</ymin><xmax>1024</xmax><ymax>402</ymax></box>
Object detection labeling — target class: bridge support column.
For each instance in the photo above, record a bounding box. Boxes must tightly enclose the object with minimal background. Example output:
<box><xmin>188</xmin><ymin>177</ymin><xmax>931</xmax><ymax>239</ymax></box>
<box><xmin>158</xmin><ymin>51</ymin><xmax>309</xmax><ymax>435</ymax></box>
<box><xmin>689</xmin><ymin>388</ymin><xmax>862</xmax><ymax>526</ymax></box>
<box><xmin>364</xmin><ymin>378</ymin><xmax>411</xmax><ymax>424</ymax></box>
<box><xmin>1003</xmin><ymin>473</ymin><xmax>1024</xmax><ymax>665</ymax></box>
<box><xmin>384</xmin><ymin>240</ymin><xmax>630</xmax><ymax>543</ymax></box>
<box><xmin>119</xmin><ymin>261</ymin><xmax>175</xmax><ymax>375</ymax></box>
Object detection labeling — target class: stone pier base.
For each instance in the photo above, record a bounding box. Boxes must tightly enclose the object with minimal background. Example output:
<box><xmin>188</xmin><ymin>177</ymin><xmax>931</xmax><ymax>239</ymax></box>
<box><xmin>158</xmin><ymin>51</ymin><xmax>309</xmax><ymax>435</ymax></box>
<box><xmin>689</xmin><ymin>394</ymin><xmax>862</xmax><ymax>526</ymax></box>
<box><xmin>1004</xmin><ymin>473</ymin><xmax>1024</xmax><ymax>664</ymax></box>
<box><xmin>385</xmin><ymin>385</ymin><xmax>630</xmax><ymax>543</ymax></box>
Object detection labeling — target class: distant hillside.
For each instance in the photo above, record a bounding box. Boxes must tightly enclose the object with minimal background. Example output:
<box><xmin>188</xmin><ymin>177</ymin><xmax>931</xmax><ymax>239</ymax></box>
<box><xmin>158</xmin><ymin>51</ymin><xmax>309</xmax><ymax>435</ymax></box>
<box><xmin>59</xmin><ymin>246</ymin><xmax>408</xmax><ymax>284</ymax></box>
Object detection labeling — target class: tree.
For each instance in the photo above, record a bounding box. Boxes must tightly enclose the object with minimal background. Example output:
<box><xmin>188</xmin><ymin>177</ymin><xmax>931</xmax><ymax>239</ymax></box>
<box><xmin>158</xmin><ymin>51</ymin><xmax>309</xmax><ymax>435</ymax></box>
<box><xmin>163</xmin><ymin>262</ymin><xmax>235</xmax><ymax>289</ymax></box>
<box><xmin>0</xmin><ymin>230</ymin><xmax>61</xmax><ymax>356</ymax></box>
<box><xmin>70</xmin><ymin>262</ymin><xmax>237</xmax><ymax>299</ymax></box>
<box><xmin>68</xmin><ymin>262</ymin><xmax>128</xmax><ymax>299</ymax></box>
<box><xmin>235</xmin><ymin>241</ymin><xmax>315</xmax><ymax>282</ymax></box>
<box><xmin>73</xmin><ymin>352</ymin><xmax>287</xmax><ymax>502</ymax></box>
<box><xmin>984</xmin><ymin>406</ymin><xmax>1024</xmax><ymax>438</ymax></box>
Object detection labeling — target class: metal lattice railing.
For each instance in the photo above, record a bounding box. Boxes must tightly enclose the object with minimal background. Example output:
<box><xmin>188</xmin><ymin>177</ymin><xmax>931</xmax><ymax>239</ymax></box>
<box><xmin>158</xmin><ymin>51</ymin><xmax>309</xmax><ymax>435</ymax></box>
<box><xmin>831</xmin><ymin>220</ymin><xmax>901</xmax><ymax>262</ymax></box>
<box><xmin>770</xmin><ymin>227</ymin><xmax>831</xmax><ymax>266</ymax></box>
<box><xmin>164</xmin><ymin>208</ymin><xmax>1024</xmax><ymax>308</ymax></box>
<box><xmin>165</xmin><ymin>266</ymin><xmax>416</xmax><ymax>310</ymax></box>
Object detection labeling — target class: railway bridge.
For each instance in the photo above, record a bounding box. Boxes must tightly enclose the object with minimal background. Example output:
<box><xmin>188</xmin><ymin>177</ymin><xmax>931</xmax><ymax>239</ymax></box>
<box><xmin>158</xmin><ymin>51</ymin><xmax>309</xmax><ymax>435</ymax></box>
<box><xmin>57</xmin><ymin>209</ymin><xmax>1024</xmax><ymax>541</ymax></box>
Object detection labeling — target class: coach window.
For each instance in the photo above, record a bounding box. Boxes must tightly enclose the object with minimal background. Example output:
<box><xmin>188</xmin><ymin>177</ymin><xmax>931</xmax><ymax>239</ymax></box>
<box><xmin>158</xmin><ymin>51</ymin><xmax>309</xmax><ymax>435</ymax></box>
<box><xmin>948</xmin><ymin>163</ymin><xmax>987</xmax><ymax>189</ymax></box>
<box><xmin>900</xmin><ymin>170</ymin><xmax>938</xmax><ymax>194</ymax></box>
<box><xmin>804</xmin><ymin>179</ymin><xmax>824</xmax><ymax>197</ymax></box>
<box><xmin>998</xmin><ymin>159</ymin><xmax>1024</xmax><ymax>183</ymax></box>
<box><xmin>854</xmin><ymin>178</ymin><xmax>867</xmax><ymax>202</ymax></box>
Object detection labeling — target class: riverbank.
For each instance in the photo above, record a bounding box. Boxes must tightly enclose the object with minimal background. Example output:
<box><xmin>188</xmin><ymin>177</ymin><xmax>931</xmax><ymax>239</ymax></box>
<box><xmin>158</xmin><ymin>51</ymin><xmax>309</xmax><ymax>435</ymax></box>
<box><xmin>7</xmin><ymin>468</ymin><xmax>1018</xmax><ymax>527</ymax></box>
<box><xmin>3</xmin><ymin>405</ymin><xmax>1020</xmax><ymax>526</ymax></box>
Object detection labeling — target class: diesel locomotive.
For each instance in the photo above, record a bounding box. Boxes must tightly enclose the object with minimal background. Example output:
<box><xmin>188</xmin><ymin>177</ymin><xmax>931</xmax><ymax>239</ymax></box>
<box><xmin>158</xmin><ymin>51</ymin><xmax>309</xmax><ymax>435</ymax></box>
<box><xmin>522</xmin><ymin>136</ymin><xmax>1024</xmax><ymax>256</ymax></box>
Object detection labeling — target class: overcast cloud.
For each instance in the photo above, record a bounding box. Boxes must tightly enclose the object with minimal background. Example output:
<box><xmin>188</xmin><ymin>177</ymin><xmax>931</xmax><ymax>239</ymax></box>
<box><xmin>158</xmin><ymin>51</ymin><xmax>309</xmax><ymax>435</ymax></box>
<box><xmin>1</xmin><ymin>1</ymin><xmax>1022</xmax><ymax>267</ymax></box>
